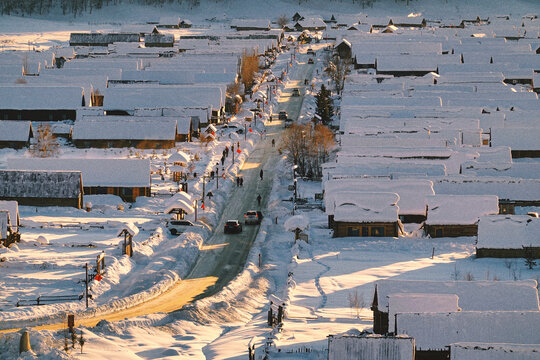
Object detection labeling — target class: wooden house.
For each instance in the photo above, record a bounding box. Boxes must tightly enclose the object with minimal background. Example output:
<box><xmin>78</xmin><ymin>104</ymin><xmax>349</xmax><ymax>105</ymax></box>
<box><xmin>450</xmin><ymin>342</ymin><xmax>540</xmax><ymax>360</ymax></box>
<box><xmin>389</xmin><ymin>16</ymin><xmax>427</xmax><ymax>28</ymax></box>
<box><xmin>69</xmin><ymin>33</ymin><xmax>140</xmax><ymax>47</ymax></box>
<box><xmin>328</xmin><ymin>334</ymin><xmax>414</xmax><ymax>360</ymax></box>
<box><xmin>423</xmin><ymin>195</ymin><xmax>499</xmax><ymax>238</ymax></box>
<box><xmin>158</xmin><ymin>16</ymin><xmax>181</xmax><ymax>29</ymax></box>
<box><xmin>292</xmin><ymin>12</ymin><xmax>304</xmax><ymax>22</ymax></box>
<box><xmin>0</xmin><ymin>121</ymin><xmax>32</xmax><ymax>149</ymax></box>
<box><xmin>332</xmin><ymin>192</ymin><xmax>402</xmax><ymax>238</ymax></box>
<box><xmin>0</xmin><ymin>201</ymin><xmax>20</xmax><ymax>233</ymax></box>
<box><xmin>294</xmin><ymin>17</ymin><xmax>327</xmax><ymax>31</ymax></box>
<box><xmin>0</xmin><ymin>86</ymin><xmax>84</xmax><ymax>121</ymax></box>
<box><xmin>0</xmin><ymin>170</ymin><xmax>83</xmax><ymax>208</ymax></box>
<box><xmin>8</xmin><ymin>158</ymin><xmax>150</xmax><ymax>203</ymax></box>
<box><xmin>0</xmin><ymin>201</ymin><xmax>20</xmax><ymax>247</ymax></box>
<box><xmin>335</xmin><ymin>39</ymin><xmax>352</xmax><ymax>59</ymax></box>
<box><xmin>145</xmin><ymin>34</ymin><xmax>175</xmax><ymax>48</ymax></box>
<box><xmin>371</xmin><ymin>279</ymin><xmax>540</xmax><ymax>335</ymax></box>
<box><xmin>491</xmin><ymin>127</ymin><xmax>540</xmax><ymax>158</ymax></box>
<box><xmin>168</xmin><ymin>151</ymin><xmax>191</xmax><ymax>182</ymax></box>
<box><xmin>119</xmin><ymin>25</ymin><xmax>159</xmax><ymax>37</ymax></box>
<box><xmin>231</xmin><ymin>19</ymin><xmax>271</xmax><ymax>31</ymax></box>
<box><xmin>72</xmin><ymin>116</ymin><xmax>178</xmax><ymax>149</ymax></box>
<box><xmin>476</xmin><ymin>215</ymin><xmax>540</xmax><ymax>258</ymax></box>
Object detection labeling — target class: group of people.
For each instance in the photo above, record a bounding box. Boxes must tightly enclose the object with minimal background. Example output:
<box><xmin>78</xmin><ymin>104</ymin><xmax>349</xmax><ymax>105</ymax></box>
<box><xmin>236</xmin><ymin>176</ymin><xmax>244</xmax><ymax>186</ymax></box>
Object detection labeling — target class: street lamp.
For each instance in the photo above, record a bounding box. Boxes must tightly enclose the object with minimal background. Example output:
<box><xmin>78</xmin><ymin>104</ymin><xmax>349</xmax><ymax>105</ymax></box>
<box><xmin>294</xmin><ymin>178</ymin><xmax>297</xmax><ymax>201</ymax></box>
<box><xmin>292</xmin><ymin>164</ymin><xmax>298</xmax><ymax>180</ymax></box>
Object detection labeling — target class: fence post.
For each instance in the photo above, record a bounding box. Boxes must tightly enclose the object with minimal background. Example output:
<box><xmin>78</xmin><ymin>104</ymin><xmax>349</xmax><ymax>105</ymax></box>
<box><xmin>85</xmin><ymin>263</ymin><xmax>89</xmax><ymax>309</ymax></box>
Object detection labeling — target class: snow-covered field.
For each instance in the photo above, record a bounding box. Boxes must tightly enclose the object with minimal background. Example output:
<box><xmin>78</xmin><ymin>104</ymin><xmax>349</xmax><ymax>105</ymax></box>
<box><xmin>1</xmin><ymin>0</ymin><xmax>540</xmax><ymax>359</ymax></box>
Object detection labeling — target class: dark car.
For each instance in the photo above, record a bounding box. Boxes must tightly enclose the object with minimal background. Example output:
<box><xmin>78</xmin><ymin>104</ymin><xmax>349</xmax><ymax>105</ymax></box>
<box><xmin>292</xmin><ymin>88</ymin><xmax>300</xmax><ymax>97</ymax></box>
<box><xmin>307</xmin><ymin>48</ymin><xmax>315</xmax><ymax>55</ymax></box>
<box><xmin>307</xmin><ymin>58</ymin><xmax>314</xmax><ymax>64</ymax></box>
<box><xmin>244</xmin><ymin>210</ymin><xmax>264</xmax><ymax>225</ymax></box>
<box><xmin>279</xmin><ymin>111</ymin><xmax>288</xmax><ymax>120</ymax></box>
<box><xmin>167</xmin><ymin>219</ymin><xmax>198</xmax><ymax>235</ymax></box>
<box><xmin>224</xmin><ymin>220</ymin><xmax>242</xmax><ymax>234</ymax></box>
<box><xmin>284</xmin><ymin>118</ymin><xmax>294</xmax><ymax>128</ymax></box>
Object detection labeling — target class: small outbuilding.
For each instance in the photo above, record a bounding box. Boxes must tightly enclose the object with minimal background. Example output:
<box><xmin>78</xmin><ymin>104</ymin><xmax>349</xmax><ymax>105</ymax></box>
<box><xmin>0</xmin><ymin>121</ymin><xmax>33</xmax><ymax>149</ymax></box>
<box><xmin>328</xmin><ymin>333</ymin><xmax>414</xmax><ymax>360</ymax></box>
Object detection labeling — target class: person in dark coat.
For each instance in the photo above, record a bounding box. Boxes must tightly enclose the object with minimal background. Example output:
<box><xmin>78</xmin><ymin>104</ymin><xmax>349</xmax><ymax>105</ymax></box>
<box><xmin>257</xmin><ymin>194</ymin><xmax>262</xmax><ymax>206</ymax></box>
<box><xmin>259</xmin><ymin>169</ymin><xmax>264</xmax><ymax>180</ymax></box>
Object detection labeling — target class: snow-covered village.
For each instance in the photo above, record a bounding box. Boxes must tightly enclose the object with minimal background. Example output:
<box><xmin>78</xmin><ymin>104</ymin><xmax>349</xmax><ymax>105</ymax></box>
<box><xmin>0</xmin><ymin>0</ymin><xmax>539</xmax><ymax>359</ymax></box>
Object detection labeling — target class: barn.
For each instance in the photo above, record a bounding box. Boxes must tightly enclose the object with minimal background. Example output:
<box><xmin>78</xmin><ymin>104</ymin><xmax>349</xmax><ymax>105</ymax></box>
<box><xmin>0</xmin><ymin>121</ymin><xmax>33</xmax><ymax>149</ymax></box>
<box><xmin>7</xmin><ymin>158</ymin><xmax>150</xmax><ymax>203</ymax></box>
<box><xmin>423</xmin><ymin>195</ymin><xmax>499</xmax><ymax>238</ymax></box>
<box><xmin>0</xmin><ymin>170</ymin><xmax>83</xmax><ymax>208</ymax></box>
<box><xmin>476</xmin><ymin>215</ymin><xmax>540</xmax><ymax>258</ymax></box>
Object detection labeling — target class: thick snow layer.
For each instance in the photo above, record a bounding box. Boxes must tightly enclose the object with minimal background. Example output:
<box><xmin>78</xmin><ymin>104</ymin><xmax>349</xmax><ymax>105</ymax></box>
<box><xmin>491</xmin><ymin>127</ymin><xmax>540</xmax><ymax>150</ymax></box>
<box><xmin>433</xmin><ymin>176</ymin><xmax>540</xmax><ymax>201</ymax></box>
<box><xmin>0</xmin><ymin>200</ymin><xmax>19</xmax><ymax>232</ymax></box>
<box><xmin>328</xmin><ymin>334</ymin><xmax>414</xmax><ymax>360</ymax></box>
<box><xmin>324</xmin><ymin>179</ymin><xmax>434</xmax><ymax>215</ymax></box>
<box><xmin>425</xmin><ymin>195</ymin><xmax>499</xmax><ymax>225</ymax></box>
<box><xmin>167</xmin><ymin>151</ymin><xmax>191</xmax><ymax>164</ymax></box>
<box><xmin>0</xmin><ymin>121</ymin><xmax>31</xmax><ymax>142</ymax></box>
<box><xmin>375</xmin><ymin>279</ymin><xmax>540</xmax><ymax>312</ymax></box>
<box><xmin>283</xmin><ymin>215</ymin><xmax>309</xmax><ymax>232</ymax></box>
<box><xmin>477</xmin><ymin>215</ymin><xmax>540</xmax><ymax>249</ymax></box>
<box><xmin>396</xmin><ymin>311</ymin><xmax>540</xmax><ymax>351</ymax></box>
<box><xmin>0</xmin><ymin>86</ymin><xmax>84</xmax><ymax>109</ymax></box>
<box><xmin>8</xmin><ymin>158</ymin><xmax>151</xmax><ymax>188</ymax></box>
<box><xmin>388</xmin><ymin>293</ymin><xmax>460</xmax><ymax>333</ymax></box>
<box><xmin>450</xmin><ymin>342</ymin><xmax>540</xmax><ymax>360</ymax></box>
<box><xmin>333</xmin><ymin>192</ymin><xmax>399</xmax><ymax>223</ymax></box>
<box><xmin>73</xmin><ymin>117</ymin><xmax>178</xmax><ymax>141</ymax></box>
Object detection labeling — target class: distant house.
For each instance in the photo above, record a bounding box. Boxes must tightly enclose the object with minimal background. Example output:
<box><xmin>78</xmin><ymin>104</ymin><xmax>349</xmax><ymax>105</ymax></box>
<box><xmin>144</xmin><ymin>34</ymin><xmax>175</xmax><ymax>47</ymax></box>
<box><xmin>328</xmin><ymin>334</ymin><xmax>414</xmax><ymax>360</ymax></box>
<box><xmin>158</xmin><ymin>16</ymin><xmax>181</xmax><ymax>29</ymax></box>
<box><xmin>335</xmin><ymin>39</ymin><xmax>352</xmax><ymax>59</ymax></box>
<box><xmin>231</xmin><ymin>19</ymin><xmax>271</xmax><ymax>31</ymax></box>
<box><xmin>0</xmin><ymin>86</ymin><xmax>84</xmax><ymax>121</ymax></box>
<box><xmin>0</xmin><ymin>201</ymin><xmax>20</xmax><ymax>247</ymax></box>
<box><xmin>450</xmin><ymin>342</ymin><xmax>540</xmax><ymax>360</ymax></box>
<box><xmin>294</xmin><ymin>17</ymin><xmax>327</xmax><ymax>31</ymax></box>
<box><xmin>476</xmin><ymin>215</ymin><xmax>540</xmax><ymax>258</ymax></box>
<box><xmin>389</xmin><ymin>16</ymin><xmax>427</xmax><ymax>28</ymax></box>
<box><xmin>371</xmin><ymin>279</ymin><xmax>540</xmax><ymax>335</ymax></box>
<box><xmin>8</xmin><ymin>158</ymin><xmax>150</xmax><ymax>203</ymax></box>
<box><xmin>0</xmin><ymin>200</ymin><xmax>20</xmax><ymax>233</ymax></box>
<box><xmin>0</xmin><ymin>170</ymin><xmax>83</xmax><ymax>208</ymax></box>
<box><xmin>119</xmin><ymin>25</ymin><xmax>159</xmax><ymax>37</ymax></box>
<box><xmin>292</xmin><ymin>12</ymin><xmax>304</xmax><ymax>22</ymax></box>
<box><xmin>491</xmin><ymin>127</ymin><xmax>540</xmax><ymax>158</ymax></box>
<box><xmin>0</xmin><ymin>121</ymin><xmax>32</xmax><ymax>149</ymax></box>
<box><xmin>72</xmin><ymin>116</ymin><xmax>179</xmax><ymax>149</ymax></box>
<box><xmin>423</xmin><ymin>195</ymin><xmax>499</xmax><ymax>237</ymax></box>
<box><xmin>69</xmin><ymin>33</ymin><xmax>140</xmax><ymax>46</ymax></box>
<box><xmin>332</xmin><ymin>192</ymin><xmax>402</xmax><ymax>238</ymax></box>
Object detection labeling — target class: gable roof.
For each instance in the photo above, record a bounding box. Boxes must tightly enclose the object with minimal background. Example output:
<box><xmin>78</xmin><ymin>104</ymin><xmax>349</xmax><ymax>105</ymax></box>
<box><xmin>73</xmin><ymin>117</ymin><xmax>177</xmax><ymax>141</ymax></box>
<box><xmin>0</xmin><ymin>170</ymin><xmax>82</xmax><ymax>199</ymax></box>
<box><xmin>0</xmin><ymin>121</ymin><xmax>32</xmax><ymax>142</ymax></box>
<box><xmin>333</xmin><ymin>192</ymin><xmax>399</xmax><ymax>223</ymax></box>
<box><xmin>0</xmin><ymin>86</ymin><xmax>84</xmax><ymax>110</ymax></box>
<box><xmin>425</xmin><ymin>194</ymin><xmax>499</xmax><ymax>225</ymax></box>
<box><xmin>7</xmin><ymin>158</ymin><xmax>150</xmax><ymax>188</ymax></box>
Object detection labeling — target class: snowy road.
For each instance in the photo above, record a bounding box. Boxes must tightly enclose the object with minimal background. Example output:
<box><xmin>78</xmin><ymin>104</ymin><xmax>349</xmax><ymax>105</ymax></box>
<box><xmin>0</xmin><ymin>51</ymin><xmax>315</xmax><ymax>333</ymax></box>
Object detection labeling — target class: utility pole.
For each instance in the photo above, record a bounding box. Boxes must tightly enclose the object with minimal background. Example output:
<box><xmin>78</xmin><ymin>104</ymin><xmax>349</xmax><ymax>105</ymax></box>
<box><xmin>244</xmin><ymin>123</ymin><xmax>247</xmax><ymax>141</ymax></box>
<box><xmin>84</xmin><ymin>263</ymin><xmax>89</xmax><ymax>309</ymax></box>
<box><xmin>194</xmin><ymin>199</ymin><xmax>198</xmax><ymax>222</ymax></box>
<box><xmin>202</xmin><ymin>175</ymin><xmax>206</xmax><ymax>203</ymax></box>
<box><xmin>216</xmin><ymin>168</ymin><xmax>219</xmax><ymax>190</ymax></box>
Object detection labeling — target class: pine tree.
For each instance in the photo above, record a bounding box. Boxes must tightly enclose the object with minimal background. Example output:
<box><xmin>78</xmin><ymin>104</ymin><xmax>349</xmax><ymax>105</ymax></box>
<box><xmin>315</xmin><ymin>84</ymin><xmax>334</xmax><ymax>125</ymax></box>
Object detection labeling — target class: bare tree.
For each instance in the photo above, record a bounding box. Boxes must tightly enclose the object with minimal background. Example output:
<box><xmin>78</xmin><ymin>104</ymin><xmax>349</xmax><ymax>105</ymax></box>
<box><xmin>240</xmin><ymin>49</ymin><xmax>259</xmax><ymax>93</ymax></box>
<box><xmin>30</xmin><ymin>124</ymin><xmax>59</xmax><ymax>157</ymax></box>
<box><xmin>348</xmin><ymin>290</ymin><xmax>365</xmax><ymax>319</ymax></box>
<box><xmin>324</xmin><ymin>53</ymin><xmax>351</xmax><ymax>95</ymax></box>
<box><xmin>276</xmin><ymin>14</ymin><xmax>289</xmax><ymax>29</ymax></box>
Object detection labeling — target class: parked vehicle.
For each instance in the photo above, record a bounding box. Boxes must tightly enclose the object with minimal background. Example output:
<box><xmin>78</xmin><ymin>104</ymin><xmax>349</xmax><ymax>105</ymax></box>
<box><xmin>168</xmin><ymin>219</ymin><xmax>197</xmax><ymax>235</ymax></box>
<box><xmin>292</xmin><ymin>88</ymin><xmax>300</xmax><ymax>97</ymax></box>
<box><xmin>307</xmin><ymin>48</ymin><xmax>315</xmax><ymax>55</ymax></box>
<box><xmin>244</xmin><ymin>210</ymin><xmax>263</xmax><ymax>225</ymax></box>
<box><xmin>224</xmin><ymin>220</ymin><xmax>243</xmax><ymax>233</ymax></box>
<box><xmin>279</xmin><ymin>111</ymin><xmax>288</xmax><ymax>120</ymax></box>
<box><xmin>284</xmin><ymin>119</ymin><xmax>294</xmax><ymax>128</ymax></box>
<box><xmin>307</xmin><ymin>58</ymin><xmax>314</xmax><ymax>64</ymax></box>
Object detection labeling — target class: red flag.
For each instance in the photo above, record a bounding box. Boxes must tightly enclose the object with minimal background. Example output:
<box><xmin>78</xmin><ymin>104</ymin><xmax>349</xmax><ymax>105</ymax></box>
<box><xmin>95</xmin><ymin>274</ymin><xmax>102</xmax><ymax>282</ymax></box>
<box><xmin>249</xmin><ymin>128</ymin><xmax>253</xmax><ymax>133</ymax></box>
<box><xmin>259</xmin><ymin>113</ymin><xmax>262</xmax><ymax>118</ymax></box>
<box><xmin>265</xmin><ymin>101</ymin><xmax>268</xmax><ymax>105</ymax></box>
<box><xmin>211</xmin><ymin>131</ymin><xmax>215</xmax><ymax>136</ymax></box>
<box><xmin>237</xmin><ymin>148</ymin><xmax>241</xmax><ymax>154</ymax></box>
<box><xmin>201</xmin><ymin>202</ymin><xmax>205</xmax><ymax>209</ymax></box>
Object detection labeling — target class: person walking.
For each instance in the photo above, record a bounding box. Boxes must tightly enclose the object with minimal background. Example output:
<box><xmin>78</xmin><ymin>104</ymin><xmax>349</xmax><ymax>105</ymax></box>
<box><xmin>271</xmin><ymin>138</ymin><xmax>275</xmax><ymax>147</ymax></box>
<box><xmin>259</xmin><ymin>169</ymin><xmax>264</xmax><ymax>180</ymax></box>
<box><xmin>257</xmin><ymin>194</ymin><xmax>262</xmax><ymax>206</ymax></box>
<box><xmin>236</xmin><ymin>176</ymin><xmax>240</xmax><ymax>187</ymax></box>
<box><xmin>240</xmin><ymin>177</ymin><xmax>244</xmax><ymax>186</ymax></box>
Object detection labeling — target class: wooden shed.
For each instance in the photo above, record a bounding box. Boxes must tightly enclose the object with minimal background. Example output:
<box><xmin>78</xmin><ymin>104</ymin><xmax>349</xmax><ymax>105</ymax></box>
<box><xmin>328</xmin><ymin>334</ymin><xmax>414</xmax><ymax>360</ymax></box>
<box><xmin>0</xmin><ymin>170</ymin><xmax>83</xmax><ymax>208</ymax></box>
<box><xmin>335</xmin><ymin>39</ymin><xmax>352</xmax><ymax>59</ymax></box>
<box><xmin>423</xmin><ymin>195</ymin><xmax>499</xmax><ymax>238</ymax></box>
<box><xmin>69</xmin><ymin>32</ymin><xmax>140</xmax><ymax>46</ymax></box>
<box><xmin>145</xmin><ymin>34</ymin><xmax>175</xmax><ymax>48</ymax></box>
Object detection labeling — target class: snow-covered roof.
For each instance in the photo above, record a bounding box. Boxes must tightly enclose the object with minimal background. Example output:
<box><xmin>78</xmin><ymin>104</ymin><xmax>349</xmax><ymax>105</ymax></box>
<box><xmin>0</xmin><ymin>86</ymin><xmax>84</xmax><ymax>110</ymax></box>
<box><xmin>375</xmin><ymin>279</ymin><xmax>539</xmax><ymax>312</ymax></box>
<box><xmin>491</xmin><ymin>127</ymin><xmax>540</xmax><ymax>150</ymax></box>
<box><xmin>231</xmin><ymin>19</ymin><xmax>271</xmax><ymax>30</ymax></box>
<box><xmin>7</xmin><ymin>158</ymin><xmax>150</xmax><ymax>188</ymax></box>
<box><xmin>376</xmin><ymin>55</ymin><xmax>460</xmax><ymax>73</ymax></box>
<box><xmin>120</xmin><ymin>24</ymin><xmax>158</xmax><ymax>34</ymax></box>
<box><xmin>168</xmin><ymin>151</ymin><xmax>190</xmax><ymax>164</ymax></box>
<box><xmin>396</xmin><ymin>311</ymin><xmax>540</xmax><ymax>351</ymax></box>
<box><xmin>103</xmin><ymin>86</ymin><xmax>224</xmax><ymax>111</ymax></box>
<box><xmin>0</xmin><ymin>200</ymin><xmax>19</xmax><ymax>232</ymax></box>
<box><xmin>164</xmin><ymin>199</ymin><xmax>194</xmax><ymax>215</ymax></box>
<box><xmin>433</xmin><ymin>176</ymin><xmax>540</xmax><ymax>202</ymax></box>
<box><xmin>450</xmin><ymin>342</ymin><xmax>540</xmax><ymax>360</ymax></box>
<box><xmin>388</xmin><ymin>293</ymin><xmax>459</xmax><ymax>333</ymax></box>
<box><xmin>73</xmin><ymin>118</ymin><xmax>176</xmax><ymax>141</ymax></box>
<box><xmin>284</xmin><ymin>215</ymin><xmax>309</xmax><ymax>232</ymax></box>
<box><xmin>328</xmin><ymin>334</ymin><xmax>414</xmax><ymax>360</ymax></box>
<box><xmin>0</xmin><ymin>121</ymin><xmax>32</xmax><ymax>142</ymax></box>
<box><xmin>0</xmin><ymin>211</ymin><xmax>9</xmax><ymax>239</ymax></box>
<box><xmin>296</xmin><ymin>17</ymin><xmax>327</xmax><ymax>29</ymax></box>
<box><xmin>425</xmin><ymin>195</ymin><xmax>499</xmax><ymax>225</ymax></box>
<box><xmin>333</xmin><ymin>192</ymin><xmax>399</xmax><ymax>223</ymax></box>
<box><xmin>477</xmin><ymin>215</ymin><xmax>540</xmax><ymax>249</ymax></box>
<box><xmin>165</xmin><ymin>191</ymin><xmax>193</xmax><ymax>207</ymax></box>
<box><xmin>324</xmin><ymin>179</ymin><xmax>434</xmax><ymax>215</ymax></box>
<box><xmin>0</xmin><ymin>170</ymin><xmax>82</xmax><ymax>199</ymax></box>
<box><xmin>118</xmin><ymin>222</ymin><xmax>139</xmax><ymax>237</ymax></box>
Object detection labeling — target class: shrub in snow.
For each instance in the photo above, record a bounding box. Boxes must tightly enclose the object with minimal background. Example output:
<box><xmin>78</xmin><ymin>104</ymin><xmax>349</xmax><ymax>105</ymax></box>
<box><xmin>36</xmin><ymin>236</ymin><xmax>48</xmax><ymax>245</ymax></box>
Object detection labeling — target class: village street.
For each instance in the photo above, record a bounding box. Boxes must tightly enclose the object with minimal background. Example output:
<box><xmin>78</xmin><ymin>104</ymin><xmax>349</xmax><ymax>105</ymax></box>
<box><xmin>0</xmin><ymin>49</ymin><xmax>316</xmax><ymax>333</ymax></box>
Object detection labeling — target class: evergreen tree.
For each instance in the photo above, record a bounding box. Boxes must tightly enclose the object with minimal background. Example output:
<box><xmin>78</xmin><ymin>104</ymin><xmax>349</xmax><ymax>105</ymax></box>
<box><xmin>315</xmin><ymin>84</ymin><xmax>334</xmax><ymax>125</ymax></box>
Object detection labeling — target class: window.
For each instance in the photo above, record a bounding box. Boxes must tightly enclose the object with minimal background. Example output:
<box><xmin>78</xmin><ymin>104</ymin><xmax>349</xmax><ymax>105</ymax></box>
<box><xmin>362</xmin><ymin>227</ymin><xmax>369</xmax><ymax>237</ymax></box>
<box><xmin>347</xmin><ymin>227</ymin><xmax>359</xmax><ymax>236</ymax></box>
<box><xmin>371</xmin><ymin>227</ymin><xmax>384</xmax><ymax>237</ymax></box>
<box><xmin>435</xmin><ymin>228</ymin><xmax>443</xmax><ymax>237</ymax></box>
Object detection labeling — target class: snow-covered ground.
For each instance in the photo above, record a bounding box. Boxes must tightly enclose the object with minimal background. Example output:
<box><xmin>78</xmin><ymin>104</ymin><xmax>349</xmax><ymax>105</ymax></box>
<box><xmin>1</xmin><ymin>0</ymin><xmax>540</xmax><ymax>359</ymax></box>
